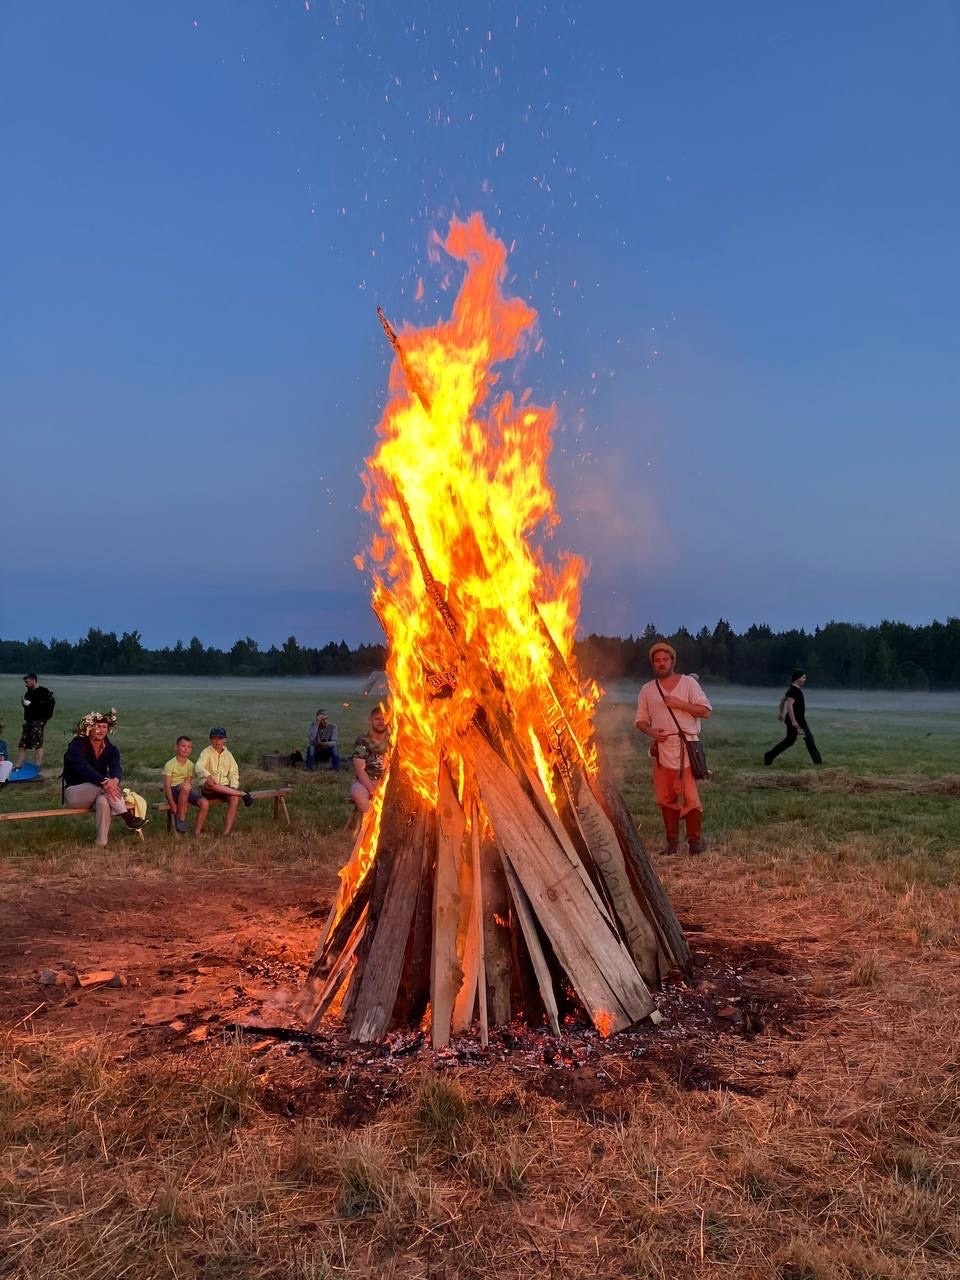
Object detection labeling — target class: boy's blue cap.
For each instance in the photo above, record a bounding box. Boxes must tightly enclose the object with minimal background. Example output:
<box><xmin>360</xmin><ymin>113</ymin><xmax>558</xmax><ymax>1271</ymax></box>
<box><xmin>209</xmin><ymin>726</ymin><xmax>227</xmax><ymax>739</ymax></box>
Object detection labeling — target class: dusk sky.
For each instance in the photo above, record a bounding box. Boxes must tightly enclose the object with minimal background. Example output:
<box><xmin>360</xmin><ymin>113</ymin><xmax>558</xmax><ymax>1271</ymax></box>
<box><xmin>2</xmin><ymin>1</ymin><xmax>957</xmax><ymax>650</ymax></box>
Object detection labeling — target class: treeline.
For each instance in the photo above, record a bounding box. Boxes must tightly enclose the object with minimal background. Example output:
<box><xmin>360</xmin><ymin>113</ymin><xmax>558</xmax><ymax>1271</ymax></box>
<box><xmin>0</xmin><ymin>630</ymin><xmax>386</xmax><ymax>678</ymax></box>
<box><xmin>3</xmin><ymin>618</ymin><xmax>960</xmax><ymax>689</ymax></box>
<box><xmin>574</xmin><ymin>618</ymin><xmax>960</xmax><ymax>690</ymax></box>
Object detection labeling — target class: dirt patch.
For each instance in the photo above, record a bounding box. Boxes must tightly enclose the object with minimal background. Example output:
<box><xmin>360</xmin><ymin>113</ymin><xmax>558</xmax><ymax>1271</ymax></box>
<box><xmin>0</xmin><ymin>869</ymin><xmax>822</xmax><ymax>1129</ymax></box>
<box><xmin>0</xmin><ymin>870</ymin><xmax>331</xmax><ymax>1039</ymax></box>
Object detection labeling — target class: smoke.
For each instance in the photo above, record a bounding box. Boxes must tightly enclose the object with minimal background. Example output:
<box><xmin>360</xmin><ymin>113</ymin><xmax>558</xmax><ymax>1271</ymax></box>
<box><xmin>560</xmin><ymin>452</ymin><xmax>675</xmax><ymax>572</ymax></box>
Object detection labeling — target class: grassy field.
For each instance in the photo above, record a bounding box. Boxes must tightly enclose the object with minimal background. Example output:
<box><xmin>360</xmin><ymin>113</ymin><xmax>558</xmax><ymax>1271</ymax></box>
<box><xmin>0</xmin><ymin>674</ymin><xmax>384</xmax><ymax>855</ymax></box>
<box><xmin>2</xmin><ymin>675</ymin><xmax>960</xmax><ymax>1278</ymax></box>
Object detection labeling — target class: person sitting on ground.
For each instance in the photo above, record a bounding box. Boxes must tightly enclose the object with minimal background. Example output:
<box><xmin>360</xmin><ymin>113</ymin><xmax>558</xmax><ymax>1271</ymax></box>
<box><xmin>195</xmin><ymin>727</ymin><xmax>253</xmax><ymax>836</ymax></box>
<box><xmin>62</xmin><ymin>710</ymin><xmax>147</xmax><ymax>847</ymax></box>
<box><xmin>162</xmin><ymin>735</ymin><xmax>210</xmax><ymax>836</ymax></box>
<box><xmin>350</xmin><ymin>707</ymin><xmax>391</xmax><ymax>813</ymax></box>
<box><xmin>306</xmin><ymin>708</ymin><xmax>340</xmax><ymax>772</ymax></box>
<box><xmin>0</xmin><ymin>723</ymin><xmax>12</xmax><ymax>788</ymax></box>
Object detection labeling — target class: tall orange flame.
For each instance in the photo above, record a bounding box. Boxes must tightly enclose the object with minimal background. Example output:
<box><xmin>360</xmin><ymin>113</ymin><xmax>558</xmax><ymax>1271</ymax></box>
<box><xmin>338</xmin><ymin>213</ymin><xmax>600</xmax><ymax>911</ymax></box>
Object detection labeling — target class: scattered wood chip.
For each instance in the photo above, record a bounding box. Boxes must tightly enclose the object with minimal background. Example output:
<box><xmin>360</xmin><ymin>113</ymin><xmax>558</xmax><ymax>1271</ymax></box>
<box><xmin>168</xmin><ymin>1020</ymin><xmax>188</xmax><ymax>1033</ymax></box>
<box><xmin>141</xmin><ymin>998</ymin><xmax>182</xmax><ymax>1026</ymax></box>
<box><xmin>78</xmin><ymin>970</ymin><xmax>119</xmax><ymax>988</ymax></box>
<box><xmin>187</xmin><ymin>1025</ymin><xmax>209</xmax><ymax>1043</ymax></box>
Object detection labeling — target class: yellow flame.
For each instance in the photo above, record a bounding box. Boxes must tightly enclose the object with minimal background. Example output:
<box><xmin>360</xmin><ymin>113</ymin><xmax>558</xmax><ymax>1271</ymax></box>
<box><xmin>364</xmin><ymin>213</ymin><xmax>598</xmax><ymax>803</ymax></box>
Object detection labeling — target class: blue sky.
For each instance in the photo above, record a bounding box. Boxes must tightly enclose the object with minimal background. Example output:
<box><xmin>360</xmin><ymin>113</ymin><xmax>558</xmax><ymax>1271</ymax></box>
<box><xmin>2</xmin><ymin>1</ymin><xmax>957</xmax><ymax>648</ymax></box>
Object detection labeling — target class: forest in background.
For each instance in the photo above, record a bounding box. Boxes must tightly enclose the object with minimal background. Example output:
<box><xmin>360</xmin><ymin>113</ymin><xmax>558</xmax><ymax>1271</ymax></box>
<box><xmin>2</xmin><ymin>618</ymin><xmax>960</xmax><ymax>689</ymax></box>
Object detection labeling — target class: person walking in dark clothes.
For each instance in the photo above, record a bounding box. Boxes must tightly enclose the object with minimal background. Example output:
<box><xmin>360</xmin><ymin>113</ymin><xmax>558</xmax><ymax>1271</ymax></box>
<box><xmin>764</xmin><ymin>670</ymin><xmax>823</xmax><ymax>766</ymax></box>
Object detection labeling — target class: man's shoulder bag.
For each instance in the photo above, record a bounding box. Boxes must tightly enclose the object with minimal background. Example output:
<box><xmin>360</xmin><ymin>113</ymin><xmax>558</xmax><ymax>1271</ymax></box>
<box><xmin>656</xmin><ymin>680</ymin><xmax>710</xmax><ymax>781</ymax></box>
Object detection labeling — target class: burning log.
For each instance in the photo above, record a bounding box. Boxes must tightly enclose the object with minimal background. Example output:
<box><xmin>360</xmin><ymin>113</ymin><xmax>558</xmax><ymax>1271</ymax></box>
<box><xmin>300</xmin><ymin>213</ymin><xmax>690</xmax><ymax>1044</ymax></box>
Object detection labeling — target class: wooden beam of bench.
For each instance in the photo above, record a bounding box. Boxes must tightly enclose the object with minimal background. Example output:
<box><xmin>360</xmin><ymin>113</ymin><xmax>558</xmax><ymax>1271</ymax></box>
<box><xmin>0</xmin><ymin>807</ymin><xmax>92</xmax><ymax>821</ymax></box>
<box><xmin>153</xmin><ymin>787</ymin><xmax>294</xmax><ymax>830</ymax></box>
<box><xmin>0</xmin><ymin>807</ymin><xmax>145</xmax><ymax>841</ymax></box>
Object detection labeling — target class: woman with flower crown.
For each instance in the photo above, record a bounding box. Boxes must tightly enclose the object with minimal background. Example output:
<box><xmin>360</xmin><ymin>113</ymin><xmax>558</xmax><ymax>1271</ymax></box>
<box><xmin>62</xmin><ymin>710</ymin><xmax>147</xmax><ymax>846</ymax></box>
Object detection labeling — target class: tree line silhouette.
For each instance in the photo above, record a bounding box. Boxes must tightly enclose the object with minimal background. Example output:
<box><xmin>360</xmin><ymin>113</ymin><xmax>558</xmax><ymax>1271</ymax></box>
<box><xmin>575</xmin><ymin>619</ymin><xmax>960</xmax><ymax>690</ymax></box>
<box><xmin>2</xmin><ymin>617</ymin><xmax>959</xmax><ymax>689</ymax></box>
<box><xmin>0</xmin><ymin>631</ymin><xmax>386</xmax><ymax>679</ymax></box>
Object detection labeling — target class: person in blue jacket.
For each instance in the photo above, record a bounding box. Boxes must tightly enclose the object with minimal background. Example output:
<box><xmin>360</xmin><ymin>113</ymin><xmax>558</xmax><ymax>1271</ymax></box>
<box><xmin>63</xmin><ymin>710</ymin><xmax>146</xmax><ymax>846</ymax></box>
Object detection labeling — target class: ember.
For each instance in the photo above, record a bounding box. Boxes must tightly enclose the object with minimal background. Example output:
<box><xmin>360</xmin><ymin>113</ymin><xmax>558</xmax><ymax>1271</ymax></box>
<box><xmin>301</xmin><ymin>213</ymin><xmax>690</xmax><ymax>1045</ymax></box>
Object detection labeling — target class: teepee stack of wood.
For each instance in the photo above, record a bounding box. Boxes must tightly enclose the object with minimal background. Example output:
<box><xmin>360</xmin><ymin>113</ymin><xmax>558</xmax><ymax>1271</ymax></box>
<box><xmin>300</xmin><ymin>224</ymin><xmax>690</xmax><ymax>1046</ymax></box>
<box><xmin>299</xmin><ymin>628</ymin><xmax>690</xmax><ymax>1046</ymax></box>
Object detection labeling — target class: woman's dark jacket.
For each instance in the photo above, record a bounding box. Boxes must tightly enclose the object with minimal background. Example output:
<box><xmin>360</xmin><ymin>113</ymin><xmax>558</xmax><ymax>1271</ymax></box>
<box><xmin>62</xmin><ymin>736</ymin><xmax>122</xmax><ymax>788</ymax></box>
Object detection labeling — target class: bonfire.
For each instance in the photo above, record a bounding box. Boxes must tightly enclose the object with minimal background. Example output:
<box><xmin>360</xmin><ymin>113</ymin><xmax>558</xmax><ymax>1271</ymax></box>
<box><xmin>300</xmin><ymin>214</ymin><xmax>689</xmax><ymax>1046</ymax></box>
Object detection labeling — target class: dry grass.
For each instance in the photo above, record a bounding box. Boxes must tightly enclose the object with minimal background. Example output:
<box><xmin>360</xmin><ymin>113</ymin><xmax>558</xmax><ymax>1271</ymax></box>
<box><xmin>748</xmin><ymin>769</ymin><xmax>960</xmax><ymax>797</ymax></box>
<box><xmin>4</xmin><ymin>848</ymin><xmax>960</xmax><ymax>1278</ymax></box>
<box><xmin>4</xmin><ymin>954</ymin><xmax>960</xmax><ymax>1280</ymax></box>
<box><xmin>4</xmin><ymin>692</ymin><xmax>960</xmax><ymax>1277</ymax></box>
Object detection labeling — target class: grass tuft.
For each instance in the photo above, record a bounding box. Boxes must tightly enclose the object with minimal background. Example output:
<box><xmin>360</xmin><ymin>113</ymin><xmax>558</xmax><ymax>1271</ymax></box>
<box><xmin>414</xmin><ymin>1072</ymin><xmax>468</xmax><ymax>1143</ymax></box>
<box><xmin>848</xmin><ymin>952</ymin><xmax>881</xmax><ymax>987</ymax></box>
<box><xmin>336</xmin><ymin>1138</ymin><xmax>393</xmax><ymax>1218</ymax></box>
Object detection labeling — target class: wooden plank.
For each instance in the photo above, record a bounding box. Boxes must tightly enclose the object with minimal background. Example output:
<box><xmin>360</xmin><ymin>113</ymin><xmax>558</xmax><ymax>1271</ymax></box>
<box><xmin>349</xmin><ymin>767</ymin><xmax>433</xmax><ymax>1042</ymax></box>
<box><xmin>570</xmin><ymin>770</ymin><xmax>660</xmax><ymax>987</ymax></box>
<box><xmin>471</xmin><ymin>804</ymin><xmax>489</xmax><ymax>1048</ymax></box>
<box><xmin>501</xmin><ymin>854</ymin><xmax>560</xmax><ymax>1035</ymax></box>
<box><xmin>299</xmin><ymin>872</ymin><xmax>374</xmax><ymax>1025</ymax></box>
<box><xmin>154</xmin><ymin>787</ymin><xmax>293</xmax><ymax>817</ymax></box>
<box><xmin>451</xmin><ymin>816</ymin><xmax>479</xmax><ymax>1033</ymax></box>
<box><xmin>519</xmin><ymin>760</ymin><xmax>616</xmax><ymax>929</ymax></box>
<box><xmin>311</xmin><ymin>819</ymin><xmax>371</xmax><ymax>960</ymax></box>
<box><xmin>339</xmin><ymin>771</ymin><xmax>405</xmax><ymax>1025</ymax></box>
<box><xmin>0</xmin><ymin>808</ymin><xmax>92</xmax><ymax>821</ymax></box>
<box><xmin>480</xmin><ymin>832</ymin><xmax>513</xmax><ymax>1026</ymax></box>
<box><xmin>301</xmin><ymin>908</ymin><xmax>367</xmax><ymax>1030</ymax></box>
<box><xmin>394</xmin><ymin>807</ymin><xmax>436</xmax><ymax>1028</ymax></box>
<box><xmin>468</xmin><ymin>726</ymin><xmax>654</xmax><ymax>1034</ymax></box>
<box><xmin>592</xmin><ymin>744</ymin><xmax>691</xmax><ymax>974</ymax></box>
<box><xmin>431</xmin><ymin>763</ymin><xmax>466</xmax><ymax>1048</ymax></box>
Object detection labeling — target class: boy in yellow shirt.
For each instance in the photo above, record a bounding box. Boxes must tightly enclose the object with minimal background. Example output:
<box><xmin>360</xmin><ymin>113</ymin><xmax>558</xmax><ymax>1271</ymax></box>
<box><xmin>162</xmin><ymin>736</ymin><xmax>210</xmax><ymax>835</ymax></box>
<box><xmin>194</xmin><ymin>727</ymin><xmax>253</xmax><ymax>836</ymax></box>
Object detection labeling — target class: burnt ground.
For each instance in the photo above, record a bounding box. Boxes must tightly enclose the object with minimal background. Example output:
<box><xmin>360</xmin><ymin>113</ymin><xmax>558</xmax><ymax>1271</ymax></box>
<box><xmin>0</xmin><ymin>866</ymin><xmax>826</xmax><ymax>1127</ymax></box>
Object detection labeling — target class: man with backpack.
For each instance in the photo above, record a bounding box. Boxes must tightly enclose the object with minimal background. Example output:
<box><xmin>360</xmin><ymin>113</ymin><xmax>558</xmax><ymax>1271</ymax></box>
<box><xmin>764</xmin><ymin>670</ymin><xmax>823</xmax><ymax>766</ymax></box>
<box><xmin>15</xmin><ymin>673</ymin><xmax>56</xmax><ymax>772</ymax></box>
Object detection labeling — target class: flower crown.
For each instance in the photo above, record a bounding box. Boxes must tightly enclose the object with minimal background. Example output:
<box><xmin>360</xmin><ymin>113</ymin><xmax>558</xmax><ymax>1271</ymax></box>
<box><xmin>74</xmin><ymin>708</ymin><xmax>119</xmax><ymax>737</ymax></box>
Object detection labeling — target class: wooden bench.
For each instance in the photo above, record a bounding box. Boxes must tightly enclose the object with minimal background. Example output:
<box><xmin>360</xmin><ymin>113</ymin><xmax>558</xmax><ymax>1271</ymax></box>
<box><xmin>154</xmin><ymin>786</ymin><xmax>294</xmax><ymax>832</ymax></box>
<box><xmin>0</xmin><ymin>807</ymin><xmax>145</xmax><ymax>840</ymax></box>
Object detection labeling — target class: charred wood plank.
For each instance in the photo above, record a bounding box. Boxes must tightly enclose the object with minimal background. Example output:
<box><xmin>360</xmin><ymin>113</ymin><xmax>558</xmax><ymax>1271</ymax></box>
<box><xmin>301</xmin><ymin>909</ymin><xmax>367</xmax><ymax>1031</ymax></box>
<box><xmin>501</xmin><ymin>854</ymin><xmax>560</xmax><ymax>1035</ymax></box>
<box><xmin>480</xmin><ymin>832</ymin><xmax>513</xmax><ymax>1026</ymax></box>
<box><xmin>394</xmin><ymin>808</ymin><xmax>437</xmax><ymax>1029</ymax></box>
<box><xmin>348</xmin><ymin>765</ymin><xmax>433</xmax><ymax>1042</ymax></box>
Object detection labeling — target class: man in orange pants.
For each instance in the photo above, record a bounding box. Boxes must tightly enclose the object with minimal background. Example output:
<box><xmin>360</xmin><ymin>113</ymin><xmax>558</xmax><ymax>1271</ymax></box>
<box><xmin>634</xmin><ymin>640</ymin><xmax>712</xmax><ymax>856</ymax></box>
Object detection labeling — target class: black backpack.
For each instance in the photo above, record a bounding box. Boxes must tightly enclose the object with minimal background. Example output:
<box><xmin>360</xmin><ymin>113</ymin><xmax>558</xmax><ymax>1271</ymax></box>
<box><xmin>35</xmin><ymin>688</ymin><xmax>56</xmax><ymax>721</ymax></box>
